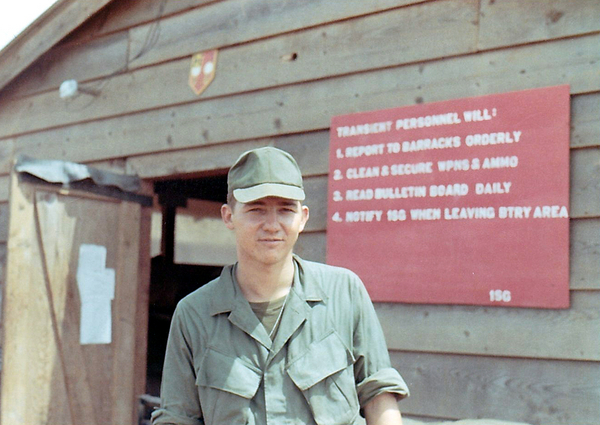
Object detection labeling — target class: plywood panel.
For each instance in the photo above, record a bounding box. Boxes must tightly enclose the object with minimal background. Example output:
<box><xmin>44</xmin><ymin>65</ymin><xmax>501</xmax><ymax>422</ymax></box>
<box><xmin>127</xmin><ymin>0</ymin><xmax>428</xmax><ymax>69</ymax></box>
<box><xmin>133</xmin><ymin>189</ymin><xmax>152</xmax><ymax>402</ymax></box>
<box><xmin>0</xmin><ymin>0</ymin><xmax>478</xmax><ymax>137</ymax></box>
<box><xmin>10</xmin><ymin>34</ymin><xmax>600</xmax><ymax>163</ymax></box>
<box><xmin>392</xmin><ymin>351</ymin><xmax>600</xmax><ymax>425</ymax></box>
<box><xmin>571</xmin><ymin>92</ymin><xmax>600</xmax><ymax>148</ymax></box>
<box><xmin>0</xmin><ymin>176</ymin><xmax>10</xmax><ymax>202</ymax></box>
<box><xmin>1</xmin><ymin>177</ymin><xmax>148</xmax><ymax>424</ymax></box>
<box><xmin>0</xmin><ymin>202</ymin><xmax>9</xmax><ymax>243</ymax></box>
<box><xmin>479</xmin><ymin>0</ymin><xmax>600</xmax><ymax>50</ymax></box>
<box><xmin>111</xmin><ymin>201</ymin><xmax>143</xmax><ymax>425</ymax></box>
<box><xmin>377</xmin><ymin>290</ymin><xmax>600</xmax><ymax>361</ymax></box>
<box><xmin>1</xmin><ymin>177</ymin><xmax>74</xmax><ymax>424</ymax></box>
<box><xmin>0</xmin><ymin>241</ymin><xmax>6</xmax><ymax>290</ymax></box>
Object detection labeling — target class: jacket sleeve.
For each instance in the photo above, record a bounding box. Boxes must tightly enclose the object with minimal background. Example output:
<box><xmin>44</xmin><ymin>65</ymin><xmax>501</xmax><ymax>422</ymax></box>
<box><xmin>151</xmin><ymin>304</ymin><xmax>204</xmax><ymax>425</ymax></box>
<box><xmin>350</xmin><ymin>274</ymin><xmax>410</xmax><ymax>408</ymax></box>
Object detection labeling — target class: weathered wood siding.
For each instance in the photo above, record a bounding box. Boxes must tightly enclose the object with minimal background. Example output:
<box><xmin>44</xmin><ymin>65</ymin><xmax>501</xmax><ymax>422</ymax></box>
<box><xmin>0</xmin><ymin>0</ymin><xmax>598</xmax><ymax>424</ymax></box>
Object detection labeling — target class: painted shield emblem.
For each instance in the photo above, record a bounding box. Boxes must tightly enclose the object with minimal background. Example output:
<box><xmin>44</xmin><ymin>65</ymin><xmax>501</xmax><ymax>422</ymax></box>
<box><xmin>189</xmin><ymin>50</ymin><xmax>218</xmax><ymax>95</ymax></box>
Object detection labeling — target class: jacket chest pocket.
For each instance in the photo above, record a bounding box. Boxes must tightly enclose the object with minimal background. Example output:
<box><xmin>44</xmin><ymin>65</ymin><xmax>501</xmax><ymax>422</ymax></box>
<box><xmin>287</xmin><ymin>331</ymin><xmax>359</xmax><ymax>425</ymax></box>
<box><xmin>196</xmin><ymin>348</ymin><xmax>262</xmax><ymax>425</ymax></box>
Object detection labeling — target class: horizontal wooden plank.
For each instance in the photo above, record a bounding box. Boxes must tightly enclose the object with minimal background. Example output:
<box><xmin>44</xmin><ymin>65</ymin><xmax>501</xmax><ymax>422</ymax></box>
<box><xmin>571</xmin><ymin>92</ymin><xmax>600</xmax><ymax>148</ymax></box>
<box><xmin>378</xmin><ymin>290</ymin><xmax>600</xmax><ymax>361</ymax></box>
<box><xmin>9</xmin><ymin>34</ymin><xmax>600</xmax><ymax>163</ymax></box>
<box><xmin>295</xmin><ymin>231</ymin><xmax>326</xmax><ymax>264</ymax></box>
<box><xmin>392</xmin><ymin>351</ymin><xmax>600</xmax><ymax>425</ymax></box>
<box><xmin>571</xmin><ymin>218</ymin><xmax>600</xmax><ymax>290</ymax></box>
<box><xmin>479</xmin><ymin>0</ymin><xmax>600</xmax><ymax>50</ymax></box>
<box><xmin>0</xmin><ymin>0</ymin><xmax>479</xmax><ymax>136</ymax></box>
<box><xmin>127</xmin><ymin>139</ymin><xmax>274</xmax><ymax>178</ymax></box>
<box><xmin>3</xmin><ymin>31</ymin><xmax>129</xmax><ymax>100</ymax></box>
<box><xmin>127</xmin><ymin>0</ymin><xmax>428</xmax><ymax>69</ymax></box>
<box><xmin>4</xmin><ymin>0</ymin><xmax>431</xmax><ymax>101</ymax></box>
<box><xmin>70</xmin><ymin>0</ymin><xmax>217</xmax><ymax>41</ymax></box>
<box><xmin>123</xmin><ymin>99</ymin><xmax>598</xmax><ymax>179</ymax></box>
<box><xmin>570</xmin><ymin>147</ymin><xmax>600</xmax><ymax>218</ymax></box>
<box><xmin>0</xmin><ymin>0</ymin><xmax>115</xmax><ymax>92</ymax></box>
<box><xmin>127</xmin><ymin>132</ymin><xmax>327</xmax><ymax>179</ymax></box>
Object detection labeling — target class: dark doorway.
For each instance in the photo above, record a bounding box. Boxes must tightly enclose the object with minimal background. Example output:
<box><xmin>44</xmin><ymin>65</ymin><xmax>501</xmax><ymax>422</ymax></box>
<box><xmin>145</xmin><ymin>173</ymin><xmax>230</xmax><ymax>396</ymax></box>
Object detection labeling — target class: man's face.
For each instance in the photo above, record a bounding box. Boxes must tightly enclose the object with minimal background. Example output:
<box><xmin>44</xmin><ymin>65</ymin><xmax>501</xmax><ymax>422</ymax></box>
<box><xmin>221</xmin><ymin>196</ymin><xmax>309</xmax><ymax>267</ymax></box>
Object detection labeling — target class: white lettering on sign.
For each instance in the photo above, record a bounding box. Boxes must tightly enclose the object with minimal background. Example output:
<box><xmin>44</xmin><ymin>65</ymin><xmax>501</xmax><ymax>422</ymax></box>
<box><xmin>499</xmin><ymin>206</ymin><xmax>532</xmax><ymax>219</ymax></box>
<box><xmin>390</xmin><ymin>162</ymin><xmax>433</xmax><ymax>175</ymax></box>
<box><xmin>387</xmin><ymin>209</ymin><xmax>407</xmax><ymax>222</ymax></box>
<box><xmin>346</xmin><ymin>189</ymin><xmax>374</xmax><ymax>201</ymax></box>
<box><xmin>345</xmin><ymin>210</ymin><xmax>383</xmax><ymax>222</ymax></box>
<box><xmin>475</xmin><ymin>182</ymin><xmax>512</xmax><ymax>195</ymax></box>
<box><xmin>395</xmin><ymin>113</ymin><xmax>461</xmax><ymax>130</ymax></box>
<box><xmin>336</xmin><ymin>121</ymin><xmax>392</xmax><ymax>138</ymax></box>
<box><xmin>533</xmin><ymin>205</ymin><xmax>569</xmax><ymax>218</ymax></box>
<box><xmin>482</xmin><ymin>156</ymin><xmax>519</xmax><ymax>169</ymax></box>
<box><xmin>463</xmin><ymin>109</ymin><xmax>495</xmax><ymax>122</ymax></box>
<box><xmin>444</xmin><ymin>207</ymin><xmax>495</xmax><ymax>220</ymax></box>
<box><xmin>374</xmin><ymin>186</ymin><xmax>427</xmax><ymax>199</ymax></box>
<box><xmin>385</xmin><ymin>136</ymin><xmax>461</xmax><ymax>153</ymax></box>
<box><xmin>437</xmin><ymin>159</ymin><xmax>470</xmax><ymax>172</ymax></box>
<box><xmin>410</xmin><ymin>208</ymin><xmax>441</xmax><ymax>220</ymax></box>
<box><xmin>345</xmin><ymin>143</ymin><xmax>385</xmax><ymax>158</ymax></box>
<box><xmin>465</xmin><ymin>131</ymin><xmax>521</xmax><ymax>146</ymax></box>
<box><xmin>346</xmin><ymin>166</ymin><xmax>380</xmax><ymax>179</ymax></box>
<box><xmin>490</xmin><ymin>289</ymin><xmax>512</xmax><ymax>303</ymax></box>
<box><xmin>429</xmin><ymin>183</ymin><xmax>469</xmax><ymax>197</ymax></box>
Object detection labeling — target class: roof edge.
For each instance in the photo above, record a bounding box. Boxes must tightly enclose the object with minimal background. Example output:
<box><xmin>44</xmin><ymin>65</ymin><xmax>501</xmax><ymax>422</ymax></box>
<box><xmin>0</xmin><ymin>0</ymin><xmax>116</xmax><ymax>92</ymax></box>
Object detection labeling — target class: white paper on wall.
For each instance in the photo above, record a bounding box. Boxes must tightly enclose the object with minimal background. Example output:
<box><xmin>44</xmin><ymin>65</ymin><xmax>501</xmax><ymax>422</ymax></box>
<box><xmin>76</xmin><ymin>244</ymin><xmax>116</xmax><ymax>345</ymax></box>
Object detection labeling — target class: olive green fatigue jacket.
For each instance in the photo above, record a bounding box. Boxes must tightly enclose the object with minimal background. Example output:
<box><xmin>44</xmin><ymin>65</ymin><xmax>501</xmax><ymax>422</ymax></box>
<box><xmin>152</xmin><ymin>256</ymin><xmax>408</xmax><ymax>425</ymax></box>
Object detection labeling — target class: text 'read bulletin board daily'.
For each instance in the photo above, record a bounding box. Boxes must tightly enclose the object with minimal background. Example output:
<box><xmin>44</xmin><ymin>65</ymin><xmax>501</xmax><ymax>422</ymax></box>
<box><xmin>327</xmin><ymin>85</ymin><xmax>570</xmax><ymax>309</ymax></box>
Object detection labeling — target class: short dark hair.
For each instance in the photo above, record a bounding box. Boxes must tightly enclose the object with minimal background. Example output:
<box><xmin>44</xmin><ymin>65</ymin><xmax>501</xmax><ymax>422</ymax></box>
<box><xmin>226</xmin><ymin>192</ymin><xmax>236</xmax><ymax>208</ymax></box>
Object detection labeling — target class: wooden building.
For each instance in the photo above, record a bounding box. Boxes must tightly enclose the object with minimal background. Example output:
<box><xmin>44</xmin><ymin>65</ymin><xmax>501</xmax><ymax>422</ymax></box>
<box><xmin>0</xmin><ymin>0</ymin><xmax>598</xmax><ymax>424</ymax></box>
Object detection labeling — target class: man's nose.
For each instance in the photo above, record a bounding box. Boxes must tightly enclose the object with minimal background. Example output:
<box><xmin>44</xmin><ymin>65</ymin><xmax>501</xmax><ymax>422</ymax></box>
<box><xmin>262</xmin><ymin>209</ymin><xmax>280</xmax><ymax>230</ymax></box>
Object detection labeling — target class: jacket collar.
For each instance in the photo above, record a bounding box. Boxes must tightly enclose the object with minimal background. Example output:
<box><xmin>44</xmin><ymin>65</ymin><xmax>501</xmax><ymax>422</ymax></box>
<box><xmin>208</xmin><ymin>255</ymin><xmax>327</xmax><ymax>317</ymax></box>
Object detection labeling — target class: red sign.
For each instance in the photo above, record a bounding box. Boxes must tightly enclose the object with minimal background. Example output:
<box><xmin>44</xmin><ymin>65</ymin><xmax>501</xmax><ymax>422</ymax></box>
<box><xmin>327</xmin><ymin>85</ymin><xmax>570</xmax><ymax>308</ymax></box>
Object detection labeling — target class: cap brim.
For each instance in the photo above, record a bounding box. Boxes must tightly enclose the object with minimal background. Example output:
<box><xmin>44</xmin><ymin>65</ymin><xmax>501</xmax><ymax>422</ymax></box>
<box><xmin>233</xmin><ymin>183</ymin><xmax>305</xmax><ymax>203</ymax></box>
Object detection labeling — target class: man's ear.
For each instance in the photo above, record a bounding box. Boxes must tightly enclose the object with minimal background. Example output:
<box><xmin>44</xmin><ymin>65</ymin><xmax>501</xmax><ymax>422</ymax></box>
<box><xmin>298</xmin><ymin>205</ymin><xmax>310</xmax><ymax>233</ymax></box>
<box><xmin>221</xmin><ymin>203</ymin><xmax>235</xmax><ymax>230</ymax></box>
